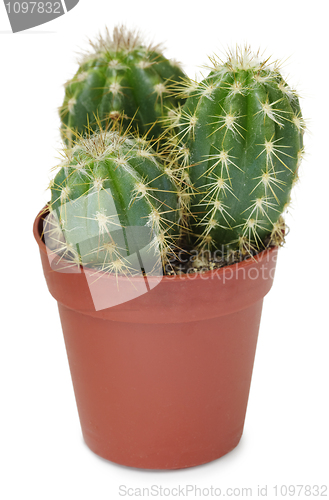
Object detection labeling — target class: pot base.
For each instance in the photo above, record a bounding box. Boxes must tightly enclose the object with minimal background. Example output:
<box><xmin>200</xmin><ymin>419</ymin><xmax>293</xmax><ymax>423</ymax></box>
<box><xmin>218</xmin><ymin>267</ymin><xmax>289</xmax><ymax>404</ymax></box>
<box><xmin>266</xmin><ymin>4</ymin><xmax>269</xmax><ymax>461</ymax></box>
<box><xmin>85</xmin><ymin>434</ymin><xmax>243</xmax><ymax>470</ymax></box>
<box><xmin>59</xmin><ymin>300</ymin><xmax>262</xmax><ymax>470</ymax></box>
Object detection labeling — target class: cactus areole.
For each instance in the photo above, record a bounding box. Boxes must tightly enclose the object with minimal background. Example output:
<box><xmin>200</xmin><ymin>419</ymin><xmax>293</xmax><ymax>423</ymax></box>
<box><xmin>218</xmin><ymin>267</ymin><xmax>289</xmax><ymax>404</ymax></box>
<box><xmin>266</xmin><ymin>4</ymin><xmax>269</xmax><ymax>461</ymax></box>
<box><xmin>171</xmin><ymin>47</ymin><xmax>305</xmax><ymax>256</ymax></box>
<box><xmin>60</xmin><ymin>26</ymin><xmax>186</xmax><ymax>146</ymax></box>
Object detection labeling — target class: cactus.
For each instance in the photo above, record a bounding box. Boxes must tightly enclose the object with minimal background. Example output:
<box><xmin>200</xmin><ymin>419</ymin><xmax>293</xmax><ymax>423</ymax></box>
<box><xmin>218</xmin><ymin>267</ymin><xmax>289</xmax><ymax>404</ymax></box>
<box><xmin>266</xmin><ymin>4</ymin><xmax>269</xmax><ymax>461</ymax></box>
<box><xmin>167</xmin><ymin>46</ymin><xmax>305</xmax><ymax>257</ymax></box>
<box><xmin>46</xmin><ymin>129</ymin><xmax>180</xmax><ymax>276</ymax></box>
<box><xmin>60</xmin><ymin>26</ymin><xmax>186</xmax><ymax>147</ymax></box>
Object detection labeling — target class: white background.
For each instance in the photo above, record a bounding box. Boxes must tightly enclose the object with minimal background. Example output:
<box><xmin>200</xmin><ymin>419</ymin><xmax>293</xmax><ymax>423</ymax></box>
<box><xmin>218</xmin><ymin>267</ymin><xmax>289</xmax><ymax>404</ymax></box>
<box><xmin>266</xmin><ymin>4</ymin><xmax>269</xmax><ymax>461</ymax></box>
<box><xmin>1</xmin><ymin>1</ymin><xmax>328</xmax><ymax>499</ymax></box>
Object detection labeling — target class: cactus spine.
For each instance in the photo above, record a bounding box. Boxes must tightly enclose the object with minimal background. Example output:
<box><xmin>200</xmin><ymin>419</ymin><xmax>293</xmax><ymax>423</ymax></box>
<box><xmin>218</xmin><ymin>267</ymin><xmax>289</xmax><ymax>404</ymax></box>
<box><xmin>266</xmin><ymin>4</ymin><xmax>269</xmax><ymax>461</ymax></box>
<box><xmin>169</xmin><ymin>47</ymin><xmax>305</xmax><ymax>256</ymax></box>
<box><xmin>47</xmin><ymin>129</ymin><xmax>180</xmax><ymax>275</ymax></box>
<box><xmin>60</xmin><ymin>26</ymin><xmax>186</xmax><ymax>147</ymax></box>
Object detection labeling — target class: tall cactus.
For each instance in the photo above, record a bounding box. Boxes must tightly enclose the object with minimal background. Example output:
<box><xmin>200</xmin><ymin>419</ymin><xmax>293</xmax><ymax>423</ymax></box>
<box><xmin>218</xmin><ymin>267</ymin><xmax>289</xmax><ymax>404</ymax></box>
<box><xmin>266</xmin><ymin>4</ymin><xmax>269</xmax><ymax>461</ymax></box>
<box><xmin>60</xmin><ymin>26</ymin><xmax>186</xmax><ymax>147</ymax></box>
<box><xmin>167</xmin><ymin>46</ymin><xmax>305</xmax><ymax>256</ymax></box>
<box><xmin>46</xmin><ymin>129</ymin><xmax>180</xmax><ymax>276</ymax></box>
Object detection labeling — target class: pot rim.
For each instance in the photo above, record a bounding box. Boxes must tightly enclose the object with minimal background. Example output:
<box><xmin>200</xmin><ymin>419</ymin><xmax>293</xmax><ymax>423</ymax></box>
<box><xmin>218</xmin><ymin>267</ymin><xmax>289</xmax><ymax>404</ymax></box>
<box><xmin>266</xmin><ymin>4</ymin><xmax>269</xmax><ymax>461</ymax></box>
<box><xmin>33</xmin><ymin>205</ymin><xmax>278</xmax><ymax>284</ymax></box>
<box><xmin>34</xmin><ymin>206</ymin><xmax>279</xmax><ymax>321</ymax></box>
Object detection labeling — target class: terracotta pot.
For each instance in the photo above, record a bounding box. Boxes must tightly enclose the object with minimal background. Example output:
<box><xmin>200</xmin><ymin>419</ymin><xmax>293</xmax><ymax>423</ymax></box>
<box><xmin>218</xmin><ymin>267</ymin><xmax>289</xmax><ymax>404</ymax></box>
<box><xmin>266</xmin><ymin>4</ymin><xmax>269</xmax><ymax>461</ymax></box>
<box><xmin>34</xmin><ymin>208</ymin><xmax>278</xmax><ymax>469</ymax></box>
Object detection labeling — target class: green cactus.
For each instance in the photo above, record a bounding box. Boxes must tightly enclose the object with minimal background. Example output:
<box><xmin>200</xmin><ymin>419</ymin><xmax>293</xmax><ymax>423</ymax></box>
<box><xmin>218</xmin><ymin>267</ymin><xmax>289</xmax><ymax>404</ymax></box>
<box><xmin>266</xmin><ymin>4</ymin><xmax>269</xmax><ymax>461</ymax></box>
<box><xmin>46</xmin><ymin>129</ymin><xmax>180</xmax><ymax>276</ymax></box>
<box><xmin>60</xmin><ymin>26</ymin><xmax>186</xmax><ymax>147</ymax></box>
<box><xmin>166</xmin><ymin>46</ymin><xmax>305</xmax><ymax>257</ymax></box>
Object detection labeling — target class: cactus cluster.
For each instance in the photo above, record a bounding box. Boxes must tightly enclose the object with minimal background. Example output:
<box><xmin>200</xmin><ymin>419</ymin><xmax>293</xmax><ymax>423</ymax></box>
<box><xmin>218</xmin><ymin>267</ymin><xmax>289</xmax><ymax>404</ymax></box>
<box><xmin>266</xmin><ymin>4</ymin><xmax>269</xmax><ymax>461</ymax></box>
<box><xmin>45</xmin><ymin>31</ymin><xmax>305</xmax><ymax>276</ymax></box>
<box><xmin>46</xmin><ymin>129</ymin><xmax>180</xmax><ymax>276</ymax></box>
<box><xmin>166</xmin><ymin>46</ymin><xmax>305</xmax><ymax>257</ymax></box>
<box><xmin>60</xmin><ymin>26</ymin><xmax>186</xmax><ymax>147</ymax></box>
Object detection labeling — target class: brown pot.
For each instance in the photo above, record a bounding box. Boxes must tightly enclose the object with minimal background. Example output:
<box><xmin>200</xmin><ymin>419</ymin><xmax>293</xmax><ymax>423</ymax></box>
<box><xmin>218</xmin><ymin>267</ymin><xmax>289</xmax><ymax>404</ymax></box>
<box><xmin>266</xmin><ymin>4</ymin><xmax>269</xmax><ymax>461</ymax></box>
<box><xmin>34</xmin><ymin>208</ymin><xmax>278</xmax><ymax>469</ymax></box>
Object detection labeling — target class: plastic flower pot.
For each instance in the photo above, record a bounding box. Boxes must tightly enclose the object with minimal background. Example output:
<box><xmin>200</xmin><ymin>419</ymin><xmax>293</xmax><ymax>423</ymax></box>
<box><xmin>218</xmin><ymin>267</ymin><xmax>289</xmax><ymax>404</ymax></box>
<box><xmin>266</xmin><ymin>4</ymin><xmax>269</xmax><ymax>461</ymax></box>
<box><xmin>34</xmin><ymin>208</ymin><xmax>278</xmax><ymax>469</ymax></box>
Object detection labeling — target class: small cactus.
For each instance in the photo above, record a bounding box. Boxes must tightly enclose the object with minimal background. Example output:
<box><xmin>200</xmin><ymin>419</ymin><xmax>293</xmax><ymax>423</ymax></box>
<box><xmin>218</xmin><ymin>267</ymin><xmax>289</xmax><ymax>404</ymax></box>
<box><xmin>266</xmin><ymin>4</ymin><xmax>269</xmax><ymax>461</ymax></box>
<box><xmin>60</xmin><ymin>26</ymin><xmax>186</xmax><ymax>147</ymax></box>
<box><xmin>46</xmin><ymin>128</ymin><xmax>180</xmax><ymax>276</ymax></box>
<box><xmin>168</xmin><ymin>46</ymin><xmax>305</xmax><ymax>257</ymax></box>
